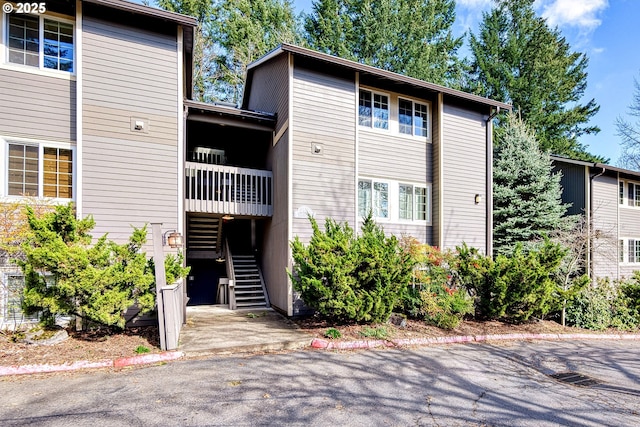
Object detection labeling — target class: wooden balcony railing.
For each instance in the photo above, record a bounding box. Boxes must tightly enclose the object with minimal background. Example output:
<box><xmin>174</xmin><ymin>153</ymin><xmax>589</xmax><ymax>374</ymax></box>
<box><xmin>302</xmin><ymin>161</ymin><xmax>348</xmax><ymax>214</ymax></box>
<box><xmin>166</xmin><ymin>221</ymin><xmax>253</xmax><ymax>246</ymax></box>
<box><xmin>185</xmin><ymin>162</ymin><xmax>273</xmax><ymax>216</ymax></box>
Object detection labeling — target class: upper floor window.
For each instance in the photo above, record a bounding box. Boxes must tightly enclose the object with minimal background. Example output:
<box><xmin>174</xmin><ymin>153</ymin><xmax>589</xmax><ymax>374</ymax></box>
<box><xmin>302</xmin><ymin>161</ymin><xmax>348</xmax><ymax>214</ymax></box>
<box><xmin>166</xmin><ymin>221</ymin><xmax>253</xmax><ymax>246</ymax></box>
<box><xmin>359</xmin><ymin>89</ymin><xmax>389</xmax><ymax>130</ymax></box>
<box><xmin>620</xmin><ymin>180</ymin><xmax>640</xmax><ymax>207</ymax></box>
<box><xmin>7</xmin><ymin>141</ymin><xmax>73</xmax><ymax>199</ymax></box>
<box><xmin>399</xmin><ymin>98</ymin><xmax>429</xmax><ymax>137</ymax></box>
<box><xmin>6</xmin><ymin>14</ymin><xmax>74</xmax><ymax>72</ymax></box>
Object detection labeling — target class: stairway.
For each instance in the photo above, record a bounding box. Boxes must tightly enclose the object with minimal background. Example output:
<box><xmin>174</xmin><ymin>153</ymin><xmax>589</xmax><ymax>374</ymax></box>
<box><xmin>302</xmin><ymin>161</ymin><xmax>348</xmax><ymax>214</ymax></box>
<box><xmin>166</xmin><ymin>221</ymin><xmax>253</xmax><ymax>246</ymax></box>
<box><xmin>231</xmin><ymin>254</ymin><xmax>269</xmax><ymax>309</ymax></box>
<box><xmin>187</xmin><ymin>216</ymin><xmax>221</xmax><ymax>258</ymax></box>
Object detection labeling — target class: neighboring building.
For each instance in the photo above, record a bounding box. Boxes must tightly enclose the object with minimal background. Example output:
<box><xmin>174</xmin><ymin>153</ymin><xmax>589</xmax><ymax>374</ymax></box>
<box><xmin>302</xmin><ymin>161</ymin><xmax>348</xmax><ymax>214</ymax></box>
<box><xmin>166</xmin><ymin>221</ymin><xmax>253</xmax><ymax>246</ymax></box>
<box><xmin>0</xmin><ymin>0</ymin><xmax>510</xmax><ymax>324</ymax></box>
<box><xmin>553</xmin><ymin>156</ymin><xmax>640</xmax><ymax>281</ymax></box>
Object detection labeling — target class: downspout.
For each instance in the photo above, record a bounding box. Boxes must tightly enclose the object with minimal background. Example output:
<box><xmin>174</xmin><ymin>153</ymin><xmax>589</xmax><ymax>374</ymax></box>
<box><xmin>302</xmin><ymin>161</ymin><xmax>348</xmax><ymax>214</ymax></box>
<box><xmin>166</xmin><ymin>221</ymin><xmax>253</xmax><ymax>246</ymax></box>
<box><xmin>485</xmin><ymin>107</ymin><xmax>500</xmax><ymax>257</ymax></box>
<box><xmin>589</xmin><ymin>165</ymin><xmax>606</xmax><ymax>280</ymax></box>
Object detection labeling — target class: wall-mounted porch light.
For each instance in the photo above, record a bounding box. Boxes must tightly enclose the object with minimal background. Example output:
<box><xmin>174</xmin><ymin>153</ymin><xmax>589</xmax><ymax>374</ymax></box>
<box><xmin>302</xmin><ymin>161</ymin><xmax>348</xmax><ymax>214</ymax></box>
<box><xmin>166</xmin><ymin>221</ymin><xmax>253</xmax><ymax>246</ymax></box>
<box><xmin>474</xmin><ymin>194</ymin><xmax>482</xmax><ymax>205</ymax></box>
<box><xmin>163</xmin><ymin>230</ymin><xmax>183</xmax><ymax>248</ymax></box>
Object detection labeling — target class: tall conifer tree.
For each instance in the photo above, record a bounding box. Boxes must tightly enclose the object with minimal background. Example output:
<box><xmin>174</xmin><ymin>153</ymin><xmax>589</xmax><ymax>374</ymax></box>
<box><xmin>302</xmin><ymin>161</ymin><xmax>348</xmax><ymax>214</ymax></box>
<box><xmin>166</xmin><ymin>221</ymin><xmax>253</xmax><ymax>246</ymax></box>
<box><xmin>469</xmin><ymin>0</ymin><xmax>601</xmax><ymax>161</ymax></box>
<box><xmin>305</xmin><ymin>0</ymin><xmax>463</xmax><ymax>87</ymax></box>
<box><xmin>493</xmin><ymin>113</ymin><xmax>571</xmax><ymax>256</ymax></box>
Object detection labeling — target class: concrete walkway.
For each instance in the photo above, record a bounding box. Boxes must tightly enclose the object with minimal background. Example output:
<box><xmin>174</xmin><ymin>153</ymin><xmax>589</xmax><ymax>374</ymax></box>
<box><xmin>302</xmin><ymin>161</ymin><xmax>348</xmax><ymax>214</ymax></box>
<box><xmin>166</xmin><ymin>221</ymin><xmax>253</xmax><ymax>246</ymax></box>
<box><xmin>179</xmin><ymin>305</ymin><xmax>313</xmax><ymax>357</ymax></box>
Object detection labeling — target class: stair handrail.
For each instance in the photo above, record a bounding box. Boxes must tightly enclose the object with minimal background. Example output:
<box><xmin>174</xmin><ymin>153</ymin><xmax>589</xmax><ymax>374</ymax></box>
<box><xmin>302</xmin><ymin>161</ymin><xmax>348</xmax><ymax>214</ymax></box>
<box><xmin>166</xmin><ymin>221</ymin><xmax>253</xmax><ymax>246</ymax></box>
<box><xmin>225</xmin><ymin>238</ymin><xmax>236</xmax><ymax>309</ymax></box>
<box><xmin>256</xmin><ymin>255</ymin><xmax>270</xmax><ymax>308</ymax></box>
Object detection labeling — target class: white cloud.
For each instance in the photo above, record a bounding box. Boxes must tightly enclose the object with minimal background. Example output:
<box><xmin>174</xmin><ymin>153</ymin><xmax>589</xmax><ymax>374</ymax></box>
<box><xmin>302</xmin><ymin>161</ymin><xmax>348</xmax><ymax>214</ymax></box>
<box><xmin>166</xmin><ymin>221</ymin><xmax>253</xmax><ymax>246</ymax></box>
<box><xmin>457</xmin><ymin>0</ymin><xmax>492</xmax><ymax>8</ymax></box>
<box><xmin>539</xmin><ymin>0</ymin><xmax>608</xmax><ymax>30</ymax></box>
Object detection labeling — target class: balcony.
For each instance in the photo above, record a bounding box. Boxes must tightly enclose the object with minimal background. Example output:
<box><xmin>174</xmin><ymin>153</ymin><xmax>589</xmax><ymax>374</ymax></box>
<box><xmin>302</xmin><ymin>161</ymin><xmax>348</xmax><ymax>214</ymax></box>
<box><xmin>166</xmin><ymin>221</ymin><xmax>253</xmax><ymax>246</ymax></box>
<box><xmin>185</xmin><ymin>162</ymin><xmax>273</xmax><ymax>216</ymax></box>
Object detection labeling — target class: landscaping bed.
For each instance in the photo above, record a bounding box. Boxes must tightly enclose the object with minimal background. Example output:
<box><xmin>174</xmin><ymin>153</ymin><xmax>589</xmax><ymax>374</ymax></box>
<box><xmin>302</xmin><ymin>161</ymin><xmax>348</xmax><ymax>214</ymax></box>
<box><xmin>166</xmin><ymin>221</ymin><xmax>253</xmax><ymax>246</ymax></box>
<box><xmin>0</xmin><ymin>326</ymin><xmax>160</xmax><ymax>368</ymax></box>
<box><xmin>292</xmin><ymin>315</ymin><xmax>605</xmax><ymax>342</ymax></box>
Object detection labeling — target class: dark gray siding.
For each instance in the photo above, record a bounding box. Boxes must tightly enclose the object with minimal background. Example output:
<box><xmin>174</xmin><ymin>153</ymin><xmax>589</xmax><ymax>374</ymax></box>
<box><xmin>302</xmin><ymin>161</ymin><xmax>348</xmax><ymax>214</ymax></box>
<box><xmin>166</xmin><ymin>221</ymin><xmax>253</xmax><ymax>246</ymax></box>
<box><xmin>555</xmin><ymin>162</ymin><xmax>587</xmax><ymax>216</ymax></box>
<box><xmin>441</xmin><ymin>104</ymin><xmax>487</xmax><ymax>251</ymax></box>
<box><xmin>291</xmin><ymin>67</ymin><xmax>356</xmax><ymax>242</ymax></box>
<box><xmin>0</xmin><ymin>68</ymin><xmax>76</xmax><ymax>142</ymax></box>
<box><xmin>592</xmin><ymin>174</ymin><xmax>619</xmax><ymax>279</ymax></box>
<box><xmin>81</xmin><ymin>17</ymin><xmax>179</xmax><ymax>245</ymax></box>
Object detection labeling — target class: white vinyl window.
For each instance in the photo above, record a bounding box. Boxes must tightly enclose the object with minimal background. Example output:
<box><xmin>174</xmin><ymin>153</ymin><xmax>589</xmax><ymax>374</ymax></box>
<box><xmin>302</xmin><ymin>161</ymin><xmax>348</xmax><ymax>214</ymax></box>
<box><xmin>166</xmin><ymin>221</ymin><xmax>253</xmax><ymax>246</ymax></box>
<box><xmin>6</xmin><ymin>141</ymin><xmax>74</xmax><ymax>199</ymax></box>
<box><xmin>360</xmin><ymin>178</ymin><xmax>430</xmax><ymax>223</ymax></box>
<box><xmin>399</xmin><ymin>184</ymin><xmax>429</xmax><ymax>221</ymax></box>
<box><xmin>359</xmin><ymin>89</ymin><xmax>389</xmax><ymax>130</ymax></box>
<box><xmin>358</xmin><ymin>179</ymin><xmax>389</xmax><ymax>219</ymax></box>
<box><xmin>398</xmin><ymin>98</ymin><xmax>429</xmax><ymax>137</ymax></box>
<box><xmin>5</xmin><ymin>13</ymin><xmax>74</xmax><ymax>72</ymax></box>
<box><xmin>627</xmin><ymin>239</ymin><xmax>640</xmax><ymax>263</ymax></box>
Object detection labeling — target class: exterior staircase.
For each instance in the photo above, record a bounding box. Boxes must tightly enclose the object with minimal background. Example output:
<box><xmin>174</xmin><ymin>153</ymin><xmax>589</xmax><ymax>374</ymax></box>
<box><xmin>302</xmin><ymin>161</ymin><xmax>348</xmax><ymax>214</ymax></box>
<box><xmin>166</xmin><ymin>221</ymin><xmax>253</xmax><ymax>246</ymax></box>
<box><xmin>230</xmin><ymin>254</ymin><xmax>269</xmax><ymax>309</ymax></box>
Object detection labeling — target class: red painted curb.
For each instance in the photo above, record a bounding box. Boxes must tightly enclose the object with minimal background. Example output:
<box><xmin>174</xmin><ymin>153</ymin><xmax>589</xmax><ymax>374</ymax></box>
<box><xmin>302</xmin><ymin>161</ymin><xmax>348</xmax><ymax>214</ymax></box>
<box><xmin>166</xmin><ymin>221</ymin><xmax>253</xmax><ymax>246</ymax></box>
<box><xmin>0</xmin><ymin>351</ymin><xmax>185</xmax><ymax>377</ymax></box>
<box><xmin>311</xmin><ymin>333</ymin><xmax>640</xmax><ymax>352</ymax></box>
<box><xmin>113</xmin><ymin>351</ymin><xmax>184</xmax><ymax>368</ymax></box>
<box><xmin>0</xmin><ymin>360</ymin><xmax>112</xmax><ymax>376</ymax></box>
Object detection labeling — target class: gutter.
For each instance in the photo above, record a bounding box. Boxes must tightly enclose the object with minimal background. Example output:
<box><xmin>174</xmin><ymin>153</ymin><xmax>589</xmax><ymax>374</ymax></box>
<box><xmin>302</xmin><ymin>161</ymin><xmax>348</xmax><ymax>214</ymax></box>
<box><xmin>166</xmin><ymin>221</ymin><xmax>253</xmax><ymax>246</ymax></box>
<box><xmin>589</xmin><ymin>165</ymin><xmax>606</xmax><ymax>280</ymax></box>
<box><xmin>486</xmin><ymin>107</ymin><xmax>501</xmax><ymax>257</ymax></box>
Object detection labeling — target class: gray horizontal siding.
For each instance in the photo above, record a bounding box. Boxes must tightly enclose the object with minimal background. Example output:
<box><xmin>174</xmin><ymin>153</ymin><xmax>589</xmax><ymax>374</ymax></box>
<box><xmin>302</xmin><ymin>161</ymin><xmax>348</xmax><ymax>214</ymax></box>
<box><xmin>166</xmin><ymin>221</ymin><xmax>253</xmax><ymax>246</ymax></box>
<box><xmin>81</xmin><ymin>17</ymin><xmax>179</xmax><ymax>246</ymax></box>
<box><xmin>619</xmin><ymin>208</ymin><xmax>640</xmax><ymax>236</ymax></box>
<box><xmin>0</xmin><ymin>68</ymin><xmax>76</xmax><ymax>142</ymax></box>
<box><xmin>359</xmin><ymin>131</ymin><xmax>432</xmax><ymax>183</ymax></box>
<box><xmin>592</xmin><ymin>175</ymin><xmax>619</xmax><ymax>280</ymax></box>
<box><xmin>246</xmin><ymin>54</ymin><xmax>289</xmax><ymax>137</ymax></box>
<box><xmin>262</xmin><ymin>129</ymin><xmax>290</xmax><ymax>314</ymax></box>
<box><xmin>291</xmin><ymin>67</ymin><xmax>356</xmax><ymax>242</ymax></box>
<box><xmin>357</xmin><ymin>221</ymin><xmax>432</xmax><ymax>244</ymax></box>
<box><xmin>441</xmin><ymin>105</ymin><xmax>487</xmax><ymax>251</ymax></box>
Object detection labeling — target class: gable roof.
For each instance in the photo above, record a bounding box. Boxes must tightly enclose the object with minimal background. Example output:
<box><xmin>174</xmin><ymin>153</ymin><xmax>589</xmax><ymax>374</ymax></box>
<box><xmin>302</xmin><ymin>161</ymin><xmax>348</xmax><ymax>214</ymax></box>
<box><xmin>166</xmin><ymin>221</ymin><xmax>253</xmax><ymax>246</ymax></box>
<box><xmin>83</xmin><ymin>0</ymin><xmax>197</xmax><ymax>27</ymax></box>
<box><xmin>244</xmin><ymin>44</ymin><xmax>512</xmax><ymax>111</ymax></box>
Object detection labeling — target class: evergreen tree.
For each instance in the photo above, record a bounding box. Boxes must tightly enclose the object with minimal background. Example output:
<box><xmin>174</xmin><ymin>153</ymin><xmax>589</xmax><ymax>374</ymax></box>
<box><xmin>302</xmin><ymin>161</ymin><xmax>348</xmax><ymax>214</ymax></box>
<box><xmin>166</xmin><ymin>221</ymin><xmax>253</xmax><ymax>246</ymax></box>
<box><xmin>469</xmin><ymin>0</ymin><xmax>602</xmax><ymax>161</ymax></box>
<box><xmin>493</xmin><ymin>113</ymin><xmax>571</xmax><ymax>256</ymax></box>
<box><xmin>211</xmin><ymin>0</ymin><xmax>300</xmax><ymax>104</ymax></box>
<box><xmin>157</xmin><ymin>0</ymin><xmax>301</xmax><ymax>104</ymax></box>
<box><xmin>305</xmin><ymin>0</ymin><xmax>463</xmax><ymax>87</ymax></box>
<box><xmin>616</xmin><ymin>74</ymin><xmax>640</xmax><ymax>171</ymax></box>
<box><xmin>156</xmin><ymin>0</ymin><xmax>217</xmax><ymax>101</ymax></box>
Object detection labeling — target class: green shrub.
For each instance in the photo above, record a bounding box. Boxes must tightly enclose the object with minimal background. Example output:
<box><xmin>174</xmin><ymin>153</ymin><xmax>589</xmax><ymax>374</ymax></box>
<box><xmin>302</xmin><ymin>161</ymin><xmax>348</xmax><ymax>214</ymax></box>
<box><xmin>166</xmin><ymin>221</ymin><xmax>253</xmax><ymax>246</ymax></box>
<box><xmin>456</xmin><ymin>239</ymin><xmax>566</xmax><ymax>323</ymax></box>
<box><xmin>324</xmin><ymin>328</ymin><xmax>341</xmax><ymax>339</ymax></box>
<box><xmin>18</xmin><ymin>203</ymin><xmax>188</xmax><ymax>329</ymax></box>
<box><xmin>290</xmin><ymin>214</ymin><xmax>414</xmax><ymax>323</ymax></box>
<box><xmin>359</xmin><ymin>326</ymin><xmax>388</xmax><ymax>339</ymax></box>
<box><xmin>567</xmin><ymin>279</ymin><xmax>639</xmax><ymax>331</ymax></box>
<box><xmin>135</xmin><ymin>345</ymin><xmax>150</xmax><ymax>354</ymax></box>
<box><xmin>418</xmin><ymin>283</ymin><xmax>474</xmax><ymax>329</ymax></box>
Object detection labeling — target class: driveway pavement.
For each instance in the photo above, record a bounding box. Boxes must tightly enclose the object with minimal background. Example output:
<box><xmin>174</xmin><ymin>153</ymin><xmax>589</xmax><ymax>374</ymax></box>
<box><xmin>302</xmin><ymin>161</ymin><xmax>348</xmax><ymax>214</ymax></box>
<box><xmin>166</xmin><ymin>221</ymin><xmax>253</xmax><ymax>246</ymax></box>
<box><xmin>1</xmin><ymin>340</ymin><xmax>638</xmax><ymax>426</ymax></box>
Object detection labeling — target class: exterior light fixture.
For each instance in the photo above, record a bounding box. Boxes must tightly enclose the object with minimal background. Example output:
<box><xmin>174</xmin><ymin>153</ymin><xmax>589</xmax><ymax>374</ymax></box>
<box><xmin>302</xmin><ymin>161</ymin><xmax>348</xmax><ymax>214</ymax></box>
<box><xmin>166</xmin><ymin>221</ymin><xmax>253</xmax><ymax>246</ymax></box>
<box><xmin>162</xmin><ymin>230</ymin><xmax>183</xmax><ymax>248</ymax></box>
<box><xmin>222</xmin><ymin>214</ymin><xmax>234</xmax><ymax>221</ymax></box>
<box><xmin>474</xmin><ymin>194</ymin><xmax>481</xmax><ymax>205</ymax></box>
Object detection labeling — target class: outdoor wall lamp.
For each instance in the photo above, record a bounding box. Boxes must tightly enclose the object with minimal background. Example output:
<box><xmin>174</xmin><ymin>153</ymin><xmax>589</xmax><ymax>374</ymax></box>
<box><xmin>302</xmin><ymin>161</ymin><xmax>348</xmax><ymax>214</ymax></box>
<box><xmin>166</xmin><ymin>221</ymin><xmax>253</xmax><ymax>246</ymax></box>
<box><xmin>474</xmin><ymin>194</ymin><xmax>482</xmax><ymax>204</ymax></box>
<box><xmin>222</xmin><ymin>214</ymin><xmax>234</xmax><ymax>221</ymax></box>
<box><xmin>163</xmin><ymin>230</ymin><xmax>183</xmax><ymax>248</ymax></box>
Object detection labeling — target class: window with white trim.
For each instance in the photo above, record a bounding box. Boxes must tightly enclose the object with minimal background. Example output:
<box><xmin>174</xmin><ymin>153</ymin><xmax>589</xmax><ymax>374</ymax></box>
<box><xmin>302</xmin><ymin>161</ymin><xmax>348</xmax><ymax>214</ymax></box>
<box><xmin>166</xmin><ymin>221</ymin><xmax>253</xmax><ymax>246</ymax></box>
<box><xmin>358</xmin><ymin>179</ymin><xmax>388</xmax><ymax>219</ymax></box>
<box><xmin>359</xmin><ymin>89</ymin><xmax>389</xmax><ymax>130</ymax></box>
<box><xmin>5</xmin><ymin>13</ymin><xmax>74</xmax><ymax>72</ymax></box>
<box><xmin>7</xmin><ymin>141</ymin><xmax>73</xmax><ymax>199</ymax></box>
<box><xmin>626</xmin><ymin>239</ymin><xmax>640</xmax><ymax>263</ymax></box>
<box><xmin>399</xmin><ymin>98</ymin><xmax>429</xmax><ymax>137</ymax></box>
<box><xmin>399</xmin><ymin>184</ymin><xmax>429</xmax><ymax>221</ymax></box>
<box><xmin>359</xmin><ymin>178</ymin><xmax>430</xmax><ymax>223</ymax></box>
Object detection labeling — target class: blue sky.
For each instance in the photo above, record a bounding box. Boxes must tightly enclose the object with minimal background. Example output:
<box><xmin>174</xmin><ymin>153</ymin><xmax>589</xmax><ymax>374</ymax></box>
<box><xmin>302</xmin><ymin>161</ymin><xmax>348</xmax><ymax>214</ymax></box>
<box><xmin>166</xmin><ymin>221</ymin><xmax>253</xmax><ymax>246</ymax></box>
<box><xmin>293</xmin><ymin>0</ymin><xmax>640</xmax><ymax>164</ymax></box>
